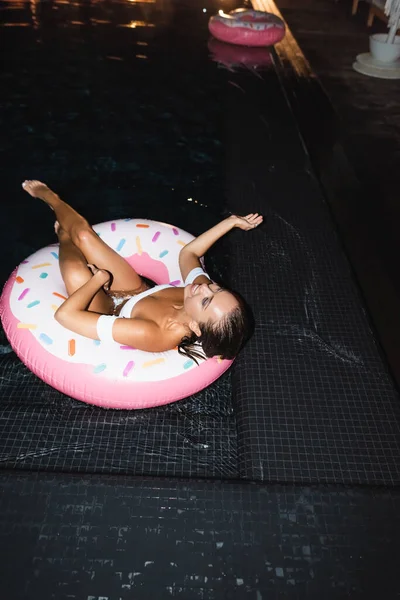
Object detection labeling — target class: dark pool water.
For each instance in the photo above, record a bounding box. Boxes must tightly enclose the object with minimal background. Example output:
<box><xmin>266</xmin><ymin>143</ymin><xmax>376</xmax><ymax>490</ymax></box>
<box><xmin>1</xmin><ymin>0</ymin><xmax>243</xmax><ymax>283</ymax></box>
<box><xmin>0</xmin><ymin>0</ymin><xmax>249</xmax><ymax>477</ymax></box>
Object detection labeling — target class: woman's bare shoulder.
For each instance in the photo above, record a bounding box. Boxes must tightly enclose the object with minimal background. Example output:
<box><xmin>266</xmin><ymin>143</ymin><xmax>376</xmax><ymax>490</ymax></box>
<box><xmin>113</xmin><ymin>317</ymin><xmax>180</xmax><ymax>352</ymax></box>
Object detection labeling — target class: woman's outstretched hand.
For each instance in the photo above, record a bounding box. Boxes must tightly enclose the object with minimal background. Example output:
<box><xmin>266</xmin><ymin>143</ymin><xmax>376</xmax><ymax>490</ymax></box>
<box><xmin>233</xmin><ymin>213</ymin><xmax>263</xmax><ymax>231</ymax></box>
<box><xmin>87</xmin><ymin>264</ymin><xmax>111</xmax><ymax>291</ymax></box>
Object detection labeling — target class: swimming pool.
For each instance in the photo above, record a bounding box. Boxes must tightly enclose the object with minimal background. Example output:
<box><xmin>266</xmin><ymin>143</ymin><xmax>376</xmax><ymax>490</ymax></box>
<box><xmin>0</xmin><ymin>0</ymin><xmax>245</xmax><ymax>477</ymax></box>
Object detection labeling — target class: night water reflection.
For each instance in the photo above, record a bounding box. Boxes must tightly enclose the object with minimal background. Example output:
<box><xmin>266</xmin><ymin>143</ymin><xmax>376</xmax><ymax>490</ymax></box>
<box><xmin>0</xmin><ymin>0</ymin><xmax>243</xmax><ymax>284</ymax></box>
<box><xmin>0</xmin><ymin>0</ymin><xmax>247</xmax><ymax>474</ymax></box>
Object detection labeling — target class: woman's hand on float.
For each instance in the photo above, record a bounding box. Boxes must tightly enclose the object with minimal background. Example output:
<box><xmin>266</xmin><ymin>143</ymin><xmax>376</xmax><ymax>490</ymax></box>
<box><xmin>233</xmin><ymin>213</ymin><xmax>263</xmax><ymax>231</ymax></box>
<box><xmin>87</xmin><ymin>264</ymin><xmax>111</xmax><ymax>291</ymax></box>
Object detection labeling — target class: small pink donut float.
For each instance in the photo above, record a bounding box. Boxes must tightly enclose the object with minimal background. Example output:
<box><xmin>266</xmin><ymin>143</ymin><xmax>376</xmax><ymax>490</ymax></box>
<box><xmin>0</xmin><ymin>219</ymin><xmax>233</xmax><ymax>410</ymax></box>
<box><xmin>208</xmin><ymin>9</ymin><xmax>285</xmax><ymax>47</ymax></box>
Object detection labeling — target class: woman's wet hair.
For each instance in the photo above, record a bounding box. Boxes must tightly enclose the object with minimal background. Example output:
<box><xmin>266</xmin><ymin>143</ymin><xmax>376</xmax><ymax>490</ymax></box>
<box><xmin>178</xmin><ymin>290</ymin><xmax>254</xmax><ymax>364</ymax></box>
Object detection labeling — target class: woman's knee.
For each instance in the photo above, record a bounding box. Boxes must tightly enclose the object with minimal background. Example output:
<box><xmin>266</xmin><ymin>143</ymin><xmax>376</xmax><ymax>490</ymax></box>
<box><xmin>71</xmin><ymin>221</ymin><xmax>94</xmax><ymax>248</ymax></box>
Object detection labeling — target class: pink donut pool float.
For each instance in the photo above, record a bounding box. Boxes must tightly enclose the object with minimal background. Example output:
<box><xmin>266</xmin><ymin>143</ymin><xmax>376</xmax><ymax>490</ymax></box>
<box><xmin>0</xmin><ymin>219</ymin><xmax>233</xmax><ymax>410</ymax></box>
<box><xmin>208</xmin><ymin>9</ymin><xmax>285</xmax><ymax>47</ymax></box>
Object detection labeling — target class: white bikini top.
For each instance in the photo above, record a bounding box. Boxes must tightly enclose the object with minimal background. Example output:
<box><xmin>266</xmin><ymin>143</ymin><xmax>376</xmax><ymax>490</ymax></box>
<box><xmin>96</xmin><ymin>266</ymin><xmax>209</xmax><ymax>344</ymax></box>
<box><xmin>118</xmin><ymin>284</ymin><xmax>171</xmax><ymax>318</ymax></box>
<box><xmin>119</xmin><ymin>266</ymin><xmax>209</xmax><ymax>318</ymax></box>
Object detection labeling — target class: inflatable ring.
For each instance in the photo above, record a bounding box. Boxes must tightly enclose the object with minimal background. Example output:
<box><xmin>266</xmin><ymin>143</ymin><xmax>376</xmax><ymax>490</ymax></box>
<box><xmin>208</xmin><ymin>9</ymin><xmax>285</xmax><ymax>48</ymax></box>
<box><xmin>0</xmin><ymin>219</ymin><xmax>233</xmax><ymax>410</ymax></box>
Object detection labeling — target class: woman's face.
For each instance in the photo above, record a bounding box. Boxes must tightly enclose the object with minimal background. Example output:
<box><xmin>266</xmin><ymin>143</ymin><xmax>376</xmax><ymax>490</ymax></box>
<box><xmin>184</xmin><ymin>282</ymin><xmax>239</xmax><ymax>327</ymax></box>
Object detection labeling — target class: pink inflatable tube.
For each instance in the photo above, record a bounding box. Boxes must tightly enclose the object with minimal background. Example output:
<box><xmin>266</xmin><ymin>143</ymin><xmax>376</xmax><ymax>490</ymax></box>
<box><xmin>208</xmin><ymin>9</ymin><xmax>285</xmax><ymax>48</ymax></box>
<box><xmin>0</xmin><ymin>219</ymin><xmax>233</xmax><ymax>410</ymax></box>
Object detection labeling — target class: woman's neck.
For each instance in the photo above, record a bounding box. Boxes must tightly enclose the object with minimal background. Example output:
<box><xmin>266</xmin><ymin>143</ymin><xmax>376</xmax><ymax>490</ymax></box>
<box><xmin>169</xmin><ymin>303</ymin><xmax>196</xmax><ymax>338</ymax></box>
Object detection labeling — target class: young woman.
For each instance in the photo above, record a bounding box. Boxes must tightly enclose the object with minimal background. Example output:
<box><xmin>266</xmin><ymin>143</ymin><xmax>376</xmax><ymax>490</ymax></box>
<box><xmin>22</xmin><ymin>180</ymin><xmax>263</xmax><ymax>361</ymax></box>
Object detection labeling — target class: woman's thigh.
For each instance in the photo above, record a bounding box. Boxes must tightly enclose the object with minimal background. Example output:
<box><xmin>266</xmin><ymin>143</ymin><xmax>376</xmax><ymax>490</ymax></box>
<box><xmin>74</xmin><ymin>227</ymin><xmax>144</xmax><ymax>292</ymax></box>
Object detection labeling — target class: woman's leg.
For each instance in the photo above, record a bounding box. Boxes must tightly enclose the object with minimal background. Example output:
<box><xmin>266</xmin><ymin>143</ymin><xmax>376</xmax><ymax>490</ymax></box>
<box><xmin>22</xmin><ymin>180</ymin><xmax>146</xmax><ymax>292</ymax></box>
<box><xmin>56</xmin><ymin>223</ymin><xmax>113</xmax><ymax>314</ymax></box>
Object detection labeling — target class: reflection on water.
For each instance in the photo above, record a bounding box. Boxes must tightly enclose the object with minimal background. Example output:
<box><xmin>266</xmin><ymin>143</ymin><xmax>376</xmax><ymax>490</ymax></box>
<box><xmin>208</xmin><ymin>36</ymin><xmax>273</xmax><ymax>72</ymax></box>
<box><xmin>252</xmin><ymin>0</ymin><xmax>312</xmax><ymax>77</ymax></box>
<box><xmin>118</xmin><ymin>20</ymin><xmax>155</xmax><ymax>27</ymax></box>
<box><xmin>1</xmin><ymin>0</ymin><xmax>210</xmax><ymax>29</ymax></box>
<box><xmin>30</xmin><ymin>0</ymin><xmax>39</xmax><ymax>28</ymax></box>
<box><xmin>1</xmin><ymin>0</ymin><xmax>239</xmax><ymax>463</ymax></box>
<box><xmin>0</xmin><ymin>0</ymin><xmax>162</xmax><ymax>28</ymax></box>
<box><xmin>1</xmin><ymin>0</ymin><xmax>238</xmax><ymax>282</ymax></box>
<box><xmin>0</xmin><ymin>0</ymin><xmax>239</xmax><ymax>30</ymax></box>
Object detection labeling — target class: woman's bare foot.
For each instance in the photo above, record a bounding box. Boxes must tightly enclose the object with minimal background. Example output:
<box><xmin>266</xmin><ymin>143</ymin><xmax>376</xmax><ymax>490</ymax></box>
<box><xmin>22</xmin><ymin>180</ymin><xmax>59</xmax><ymax>210</ymax></box>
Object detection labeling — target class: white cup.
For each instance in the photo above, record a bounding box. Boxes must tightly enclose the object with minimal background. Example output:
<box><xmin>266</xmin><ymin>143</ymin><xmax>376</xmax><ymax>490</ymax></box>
<box><xmin>369</xmin><ymin>33</ymin><xmax>400</xmax><ymax>63</ymax></box>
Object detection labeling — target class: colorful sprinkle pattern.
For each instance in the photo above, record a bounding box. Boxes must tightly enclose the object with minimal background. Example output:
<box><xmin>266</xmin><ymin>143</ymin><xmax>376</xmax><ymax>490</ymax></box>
<box><xmin>8</xmin><ymin>219</ymin><xmax>209</xmax><ymax>384</ymax></box>
<box><xmin>18</xmin><ymin>288</ymin><xmax>30</xmax><ymax>301</ymax></box>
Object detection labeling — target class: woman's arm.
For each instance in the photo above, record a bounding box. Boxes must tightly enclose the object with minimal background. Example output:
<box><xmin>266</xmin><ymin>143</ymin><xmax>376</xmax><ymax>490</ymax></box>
<box><xmin>55</xmin><ymin>269</ymin><xmax>179</xmax><ymax>351</ymax></box>
<box><xmin>179</xmin><ymin>213</ymin><xmax>263</xmax><ymax>283</ymax></box>
<box><xmin>54</xmin><ymin>269</ymin><xmax>111</xmax><ymax>339</ymax></box>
